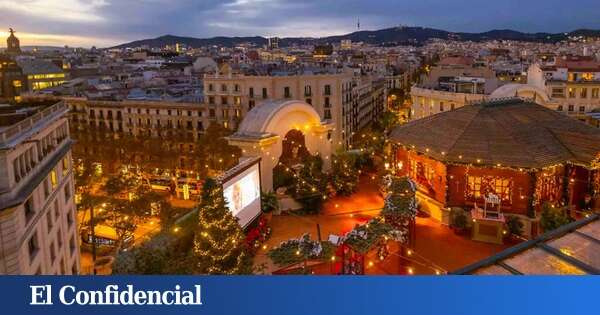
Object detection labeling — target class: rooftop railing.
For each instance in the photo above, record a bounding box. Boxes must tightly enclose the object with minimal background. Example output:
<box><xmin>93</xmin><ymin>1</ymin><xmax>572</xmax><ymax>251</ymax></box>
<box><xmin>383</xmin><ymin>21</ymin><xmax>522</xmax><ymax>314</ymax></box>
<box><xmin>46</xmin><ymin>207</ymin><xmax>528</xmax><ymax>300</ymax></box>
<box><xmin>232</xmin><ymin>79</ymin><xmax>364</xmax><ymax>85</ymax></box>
<box><xmin>0</xmin><ymin>101</ymin><xmax>68</xmax><ymax>147</ymax></box>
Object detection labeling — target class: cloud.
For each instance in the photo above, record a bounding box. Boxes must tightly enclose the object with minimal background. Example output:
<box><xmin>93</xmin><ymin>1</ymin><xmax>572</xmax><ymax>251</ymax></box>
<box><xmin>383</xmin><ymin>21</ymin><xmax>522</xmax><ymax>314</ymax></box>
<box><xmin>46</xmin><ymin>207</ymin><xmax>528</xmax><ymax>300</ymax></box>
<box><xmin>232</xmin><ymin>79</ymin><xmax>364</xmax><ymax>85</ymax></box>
<box><xmin>0</xmin><ymin>0</ymin><xmax>108</xmax><ymax>22</ymax></box>
<box><xmin>0</xmin><ymin>0</ymin><xmax>599</xmax><ymax>48</ymax></box>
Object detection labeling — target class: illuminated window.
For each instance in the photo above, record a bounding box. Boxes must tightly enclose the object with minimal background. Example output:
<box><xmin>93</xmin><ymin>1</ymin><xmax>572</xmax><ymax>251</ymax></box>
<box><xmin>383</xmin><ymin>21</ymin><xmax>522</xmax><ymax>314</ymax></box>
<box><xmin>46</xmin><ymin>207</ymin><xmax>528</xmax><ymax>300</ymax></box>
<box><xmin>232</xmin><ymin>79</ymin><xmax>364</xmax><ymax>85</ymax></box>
<box><xmin>467</xmin><ymin>176</ymin><xmax>512</xmax><ymax>202</ymax></box>
<box><xmin>12</xmin><ymin>80</ymin><xmax>21</xmax><ymax>87</ymax></box>
<box><xmin>581</xmin><ymin>73</ymin><xmax>594</xmax><ymax>81</ymax></box>
<box><xmin>62</xmin><ymin>157</ymin><xmax>69</xmax><ymax>172</ymax></box>
<box><xmin>568</xmin><ymin>88</ymin><xmax>576</xmax><ymax>98</ymax></box>
<box><xmin>50</xmin><ymin>170</ymin><xmax>58</xmax><ymax>188</ymax></box>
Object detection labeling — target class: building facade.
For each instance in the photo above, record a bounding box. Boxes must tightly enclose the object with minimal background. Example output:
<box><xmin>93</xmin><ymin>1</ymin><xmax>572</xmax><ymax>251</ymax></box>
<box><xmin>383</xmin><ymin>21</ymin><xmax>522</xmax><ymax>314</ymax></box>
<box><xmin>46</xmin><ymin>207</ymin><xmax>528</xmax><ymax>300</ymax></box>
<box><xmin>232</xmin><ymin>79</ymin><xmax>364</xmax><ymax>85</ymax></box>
<box><xmin>64</xmin><ymin>97</ymin><xmax>211</xmax><ymax>175</ymax></box>
<box><xmin>528</xmin><ymin>58</ymin><xmax>600</xmax><ymax>118</ymax></box>
<box><xmin>0</xmin><ymin>54</ymin><xmax>25</xmax><ymax>102</ymax></box>
<box><xmin>204</xmin><ymin>69</ymin><xmax>385</xmax><ymax>149</ymax></box>
<box><xmin>0</xmin><ymin>101</ymin><xmax>80</xmax><ymax>274</ymax></box>
<box><xmin>410</xmin><ymin>62</ymin><xmax>498</xmax><ymax>120</ymax></box>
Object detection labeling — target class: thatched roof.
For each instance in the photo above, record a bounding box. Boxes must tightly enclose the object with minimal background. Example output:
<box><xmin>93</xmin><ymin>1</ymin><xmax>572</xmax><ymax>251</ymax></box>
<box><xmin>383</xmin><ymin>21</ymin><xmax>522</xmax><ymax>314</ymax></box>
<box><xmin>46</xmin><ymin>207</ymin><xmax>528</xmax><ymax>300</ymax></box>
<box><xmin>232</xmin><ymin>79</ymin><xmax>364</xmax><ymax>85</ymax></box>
<box><xmin>389</xmin><ymin>98</ymin><xmax>600</xmax><ymax>169</ymax></box>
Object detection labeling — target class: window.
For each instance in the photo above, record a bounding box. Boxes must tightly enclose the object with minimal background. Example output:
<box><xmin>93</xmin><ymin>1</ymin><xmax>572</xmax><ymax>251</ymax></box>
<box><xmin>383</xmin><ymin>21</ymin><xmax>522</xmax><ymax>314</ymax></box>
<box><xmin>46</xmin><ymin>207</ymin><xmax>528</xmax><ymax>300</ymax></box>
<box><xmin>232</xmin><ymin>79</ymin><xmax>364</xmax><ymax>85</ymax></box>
<box><xmin>304</xmin><ymin>85</ymin><xmax>312</xmax><ymax>96</ymax></box>
<box><xmin>568</xmin><ymin>88</ymin><xmax>576</xmax><ymax>98</ymax></box>
<box><xmin>43</xmin><ymin>178</ymin><xmax>50</xmax><ymax>199</ymax></box>
<box><xmin>450</xmin><ymin>103</ymin><xmax>455</xmax><ymax>110</ymax></box>
<box><xmin>209</xmin><ymin>109</ymin><xmax>216</xmax><ymax>118</ymax></box>
<box><xmin>249</xmin><ymin>100</ymin><xmax>255</xmax><ymax>110</ymax></box>
<box><xmin>221</xmin><ymin>96</ymin><xmax>228</xmax><ymax>105</ymax></box>
<box><xmin>24</xmin><ymin>197</ymin><xmax>34</xmax><ymax>221</ymax></box>
<box><xmin>57</xmin><ymin>229</ymin><xmax>63</xmax><ymax>251</ymax></box>
<box><xmin>234</xmin><ymin>84</ymin><xmax>239</xmax><ymax>92</ymax></box>
<box><xmin>466</xmin><ymin>176</ymin><xmax>512</xmax><ymax>202</ymax></box>
<box><xmin>50</xmin><ymin>242</ymin><xmax>56</xmax><ymax>263</ymax></box>
<box><xmin>324</xmin><ymin>84</ymin><xmax>331</xmax><ymax>95</ymax></box>
<box><xmin>439</xmin><ymin>102</ymin><xmax>444</xmax><ymax>112</ymax></box>
<box><xmin>581</xmin><ymin>88</ymin><xmax>588</xmax><ymax>99</ymax></box>
<box><xmin>64</xmin><ymin>183</ymin><xmax>71</xmax><ymax>200</ymax></box>
<box><xmin>69</xmin><ymin>235</ymin><xmax>76</xmax><ymax>256</ymax></box>
<box><xmin>324</xmin><ymin>97</ymin><xmax>330</xmax><ymax>108</ymax></box>
<box><xmin>28</xmin><ymin>233</ymin><xmax>39</xmax><ymax>262</ymax></box>
<box><xmin>551</xmin><ymin>88</ymin><xmax>565</xmax><ymax>98</ymax></box>
<box><xmin>579</xmin><ymin>106</ymin><xmax>586</xmax><ymax>112</ymax></box>
<box><xmin>324</xmin><ymin>109</ymin><xmax>332</xmax><ymax>119</ymax></box>
<box><xmin>557</xmin><ymin>105</ymin><xmax>563</xmax><ymax>111</ymax></box>
<box><xmin>262</xmin><ymin>88</ymin><xmax>267</xmax><ymax>99</ymax></box>
<box><xmin>234</xmin><ymin>96</ymin><xmax>241</xmax><ymax>105</ymax></box>
<box><xmin>284</xmin><ymin>87</ymin><xmax>291</xmax><ymax>98</ymax></box>
<box><xmin>306</xmin><ymin>98</ymin><xmax>312</xmax><ymax>105</ymax></box>
<box><xmin>249</xmin><ymin>87</ymin><xmax>254</xmax><ymax>98</ymax></box>
<box><xmin>208</xmin><ymin>96</ymin><xmax>215</xmax><ymax>104</ymax></box>
<box><xmin>62</xmin><ymin>157</ymin><xmax>69</xmax><ymax>172</ymax></box>
<box><xmin>208</xmin><ymin>83</ymin><xmax>214</xmax><ymax>92</ymax></box>
<box><xmin>592</xmin><ymin>88</ymin><xmax>599</xmax><ymax>99</ymax></box>
<box><xmin>46</xmin><ymin>211</ymin><xmax>53</xmax><ymax>230</ymax></box>
<box><xmin>67</xmin><ymin>207</ymin><xmax>74</xmax><ymax>228</ymax></box>
<box><xmin>568</xmin><ymin>105</ymin><xmax>574</xmax><ymax>112</ymax></box>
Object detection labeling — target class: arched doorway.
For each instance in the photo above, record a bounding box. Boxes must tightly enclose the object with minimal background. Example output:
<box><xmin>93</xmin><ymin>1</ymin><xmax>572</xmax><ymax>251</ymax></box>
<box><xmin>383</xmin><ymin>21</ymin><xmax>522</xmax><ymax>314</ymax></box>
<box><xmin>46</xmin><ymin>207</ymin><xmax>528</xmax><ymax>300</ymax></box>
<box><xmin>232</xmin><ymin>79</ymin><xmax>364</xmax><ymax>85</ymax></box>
<box><xmin>227</xmin><ymin>100</ymin><xmax>333</xmax><ymax>191</ymax></box>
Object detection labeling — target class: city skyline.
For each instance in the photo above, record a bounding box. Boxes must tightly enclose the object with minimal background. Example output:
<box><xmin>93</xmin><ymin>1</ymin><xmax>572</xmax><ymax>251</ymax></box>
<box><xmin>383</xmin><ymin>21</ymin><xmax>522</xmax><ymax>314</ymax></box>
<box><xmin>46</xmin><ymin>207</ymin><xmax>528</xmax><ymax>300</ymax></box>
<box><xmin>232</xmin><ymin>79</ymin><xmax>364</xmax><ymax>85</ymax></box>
<box><xmin>1</xmin><ymin>0</ymin><xmax>600</xmax><ymax>48</ymax></box>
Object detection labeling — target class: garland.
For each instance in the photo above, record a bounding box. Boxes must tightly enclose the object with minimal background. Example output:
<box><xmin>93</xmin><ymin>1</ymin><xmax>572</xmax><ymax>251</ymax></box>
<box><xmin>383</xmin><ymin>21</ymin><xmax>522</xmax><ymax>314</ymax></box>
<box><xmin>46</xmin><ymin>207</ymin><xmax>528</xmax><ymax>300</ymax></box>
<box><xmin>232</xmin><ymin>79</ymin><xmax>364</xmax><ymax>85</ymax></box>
<box><xmin>268</xmin><ymin>234</ymin><xmax>335</xmax><ymax>267</ymax></box>
<box><xmin>343</xmin><ymin>217</ymin><xmax>406</xmax><ymax>254</ymax></box>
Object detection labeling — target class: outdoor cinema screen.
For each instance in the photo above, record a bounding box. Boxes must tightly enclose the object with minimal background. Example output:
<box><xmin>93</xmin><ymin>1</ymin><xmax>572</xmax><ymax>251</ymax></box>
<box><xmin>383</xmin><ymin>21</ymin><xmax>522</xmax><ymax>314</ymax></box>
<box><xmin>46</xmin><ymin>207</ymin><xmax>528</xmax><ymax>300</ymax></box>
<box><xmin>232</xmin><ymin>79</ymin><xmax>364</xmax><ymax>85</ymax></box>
<box><xmin>222</xmin><ymin>161</ymin><xmax>261</xmax><ymax>228</ymax></box>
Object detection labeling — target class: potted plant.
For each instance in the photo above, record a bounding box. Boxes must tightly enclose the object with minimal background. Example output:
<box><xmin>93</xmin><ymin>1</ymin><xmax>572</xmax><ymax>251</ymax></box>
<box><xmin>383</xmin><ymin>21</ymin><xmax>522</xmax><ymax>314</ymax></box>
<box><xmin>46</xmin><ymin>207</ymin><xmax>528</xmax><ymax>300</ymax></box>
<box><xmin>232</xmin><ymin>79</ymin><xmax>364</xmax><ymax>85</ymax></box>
<box><xmin>505</xmin><ymin>216</ymin><xmax>524</xmax><ymax>244</ymax></box>
<box><xmin>261</xmin><ymin>191</ymin><xmax>279</xmax><ymax>217</ymax></box>
<box><xmin>450</xmin><ymin>207</ymin><xmax>468</xmax><ymax>235</ymax></box>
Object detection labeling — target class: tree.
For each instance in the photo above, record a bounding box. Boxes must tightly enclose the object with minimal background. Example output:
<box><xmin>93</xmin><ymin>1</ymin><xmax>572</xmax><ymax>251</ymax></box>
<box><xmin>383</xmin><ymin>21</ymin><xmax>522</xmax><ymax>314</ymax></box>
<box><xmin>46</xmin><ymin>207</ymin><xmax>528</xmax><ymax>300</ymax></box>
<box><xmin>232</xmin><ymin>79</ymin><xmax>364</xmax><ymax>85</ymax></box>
<box><xmin>291</xmin><ymin>155</ymin><xmax>328</xmax><ymax>213</ymax></box>
<box><xmin>540</xmin><ymin>202</ymin><xmax>572</xmax><ymax>232</ymax></box>
<box><xmin>331</xmin><ymin>152</ymin><xmax>360</xmax><ymax>196</ymax></box>
<box><xmin>381</xmin><ymin>176</ymin><xmax>417</xmax><ymax>230</ymax></box>
<box><xmin>193</xmin><ymin>178</ymin><xmax>251</xmax><ymax>274</ymax></box>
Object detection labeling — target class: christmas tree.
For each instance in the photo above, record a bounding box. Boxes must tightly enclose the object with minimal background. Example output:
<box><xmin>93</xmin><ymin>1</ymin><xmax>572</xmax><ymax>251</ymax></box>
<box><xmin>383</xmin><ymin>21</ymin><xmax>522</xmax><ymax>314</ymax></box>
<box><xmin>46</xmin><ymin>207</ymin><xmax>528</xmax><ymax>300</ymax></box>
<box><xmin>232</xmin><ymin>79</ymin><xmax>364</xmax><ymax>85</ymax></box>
<box><xmin>193</xmin><ymin>178</ymin><xmax>251</xmax><ymax>274</ymax></box>
<box><xmin>291</xmin><ymin>155</ymin><xmax>328</xmax><ymax>213</ymax></box>
<box><xmin>381</xmin><ymin>176</ymin><xmax>417</xmax><ymax>229</ymax></box>
<box><xmin>331</xmin><ymin>152</ymin><xmax>360</xmax><ymax>196</ymax></box>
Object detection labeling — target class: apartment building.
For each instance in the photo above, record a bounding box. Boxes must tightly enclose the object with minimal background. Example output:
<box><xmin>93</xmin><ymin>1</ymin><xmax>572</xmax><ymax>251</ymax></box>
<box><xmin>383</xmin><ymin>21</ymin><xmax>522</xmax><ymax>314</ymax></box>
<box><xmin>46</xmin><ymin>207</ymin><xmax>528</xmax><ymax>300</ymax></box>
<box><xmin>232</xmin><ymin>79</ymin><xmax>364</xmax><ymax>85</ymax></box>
<box><xmin>0</xmin><ymin>101</ymin><xmax>80</xmax><ymax>274</ymax></box>
<box><xmin>203</xmin><ymin>67</ymin><xmax>384</xmax><ymax>148</ymax></box>
<box><xmin>410</xmin><ymin>59</ymin><xmax>498</xmax><ymax>120</ymax></box>
<box><xmin>64</xmin><ymin>97</ymin><xmax>208</xmax><ymax>174</ymax></box>
<box><xmin>528</xmin><ymin>56</ymin><xmax>600</xmax><ymax>118</ymax></box>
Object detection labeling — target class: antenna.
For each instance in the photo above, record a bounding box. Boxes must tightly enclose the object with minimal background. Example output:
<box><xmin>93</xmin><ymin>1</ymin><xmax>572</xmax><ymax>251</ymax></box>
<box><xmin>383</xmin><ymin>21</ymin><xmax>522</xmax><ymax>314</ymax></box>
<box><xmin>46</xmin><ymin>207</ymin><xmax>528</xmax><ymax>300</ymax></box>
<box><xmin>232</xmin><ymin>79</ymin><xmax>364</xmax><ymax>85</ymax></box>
<box><xmin>357</xmin><ymin>17</ymin><xmax>360</xmax><ymax>30</ymax></box>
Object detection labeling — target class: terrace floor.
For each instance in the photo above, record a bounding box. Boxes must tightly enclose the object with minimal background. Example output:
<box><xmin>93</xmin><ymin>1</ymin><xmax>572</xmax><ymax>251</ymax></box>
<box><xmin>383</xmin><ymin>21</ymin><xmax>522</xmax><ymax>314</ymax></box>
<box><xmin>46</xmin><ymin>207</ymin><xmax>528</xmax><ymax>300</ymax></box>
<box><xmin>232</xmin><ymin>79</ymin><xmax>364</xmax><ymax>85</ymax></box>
<box><xmin>254</xmin><ymin>175</ymin><xmax>511</xmax><ymax>275</ymax></box>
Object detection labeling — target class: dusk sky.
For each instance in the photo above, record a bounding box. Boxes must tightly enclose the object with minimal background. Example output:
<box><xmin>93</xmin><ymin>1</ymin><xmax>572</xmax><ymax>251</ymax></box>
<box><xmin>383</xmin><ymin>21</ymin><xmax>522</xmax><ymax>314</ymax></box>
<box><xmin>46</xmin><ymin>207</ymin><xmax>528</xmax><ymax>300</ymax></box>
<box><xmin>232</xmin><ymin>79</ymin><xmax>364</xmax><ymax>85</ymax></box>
<box><xmin>2</xmin><ymin>0</ymin><xmax>600</xmax><ymax>48</ymax></box>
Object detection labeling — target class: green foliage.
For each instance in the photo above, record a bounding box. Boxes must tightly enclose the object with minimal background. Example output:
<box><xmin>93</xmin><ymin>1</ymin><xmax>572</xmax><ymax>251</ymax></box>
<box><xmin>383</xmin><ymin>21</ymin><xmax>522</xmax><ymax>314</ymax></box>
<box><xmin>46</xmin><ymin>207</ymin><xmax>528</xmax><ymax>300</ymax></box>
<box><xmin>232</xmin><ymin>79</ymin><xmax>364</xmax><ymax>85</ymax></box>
<box><xmin>290</xmin><ymin>155</ymin><xmax>328</xmax><ymax>213</ymax></box>
<box><xmin>273</xmin><ymin>166</ymin><xmax>295</xmax><ymax>190</ymax></box>
<box><xmin>506</xmin><ymin>216</ymin><xmax>524</xmax><ymax>237</ymax></box>
<box><xmin>331</xmin><ymin>152</ymin><xmax>360</xmax><ymax>196</ymax></box>
<box><xmin>261</xmin><ymin>191</ymin><xmax>279</xmax><ymax>213</ymax></box>
<box><xmin>112</xmin><ymin>221</ymin><xmax>197</xmax><ymax>274</ymax></box>
<box><xmin>540</xmin><ymin>203</ymin><xmax>572</xmax><ymax>232</ymax></box>
<box><xmin>450</xmin><ymin>207</ymin><xmax>468</xmax><ymax>230</ymax></box>
<box><xmin>193</xmin><ymin>178</ymin><xmax>252</xmax><ymax>274</ymax></box>
<box><xmin>267</xmin><ymin>234</ymin><xmax>335</xmax><ymax>267</ymax></box>
<box><xmin>344</xmin><ymin>217</ymin><xmax>401</xmax><ymax>253</ymax></box>
<box><xmin>381</xmin><ymin>176</ymin><xmax>417</xmax><ymax>225</ymax></box>
<box><xmin>378</xmin><ymin>111</ymin><xmax>400</xmax><ymax>132</ymax></box>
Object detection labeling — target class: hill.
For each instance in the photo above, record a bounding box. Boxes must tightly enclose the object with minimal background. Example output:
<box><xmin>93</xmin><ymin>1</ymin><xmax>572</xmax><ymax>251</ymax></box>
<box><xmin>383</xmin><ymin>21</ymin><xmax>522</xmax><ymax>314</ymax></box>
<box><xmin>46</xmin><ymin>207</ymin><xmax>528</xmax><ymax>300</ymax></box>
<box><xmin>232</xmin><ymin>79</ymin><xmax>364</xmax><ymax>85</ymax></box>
<box><xmin>110</xmin><ymin>26</ymin><xmax>600</xmax><ymax>49</ymax></box>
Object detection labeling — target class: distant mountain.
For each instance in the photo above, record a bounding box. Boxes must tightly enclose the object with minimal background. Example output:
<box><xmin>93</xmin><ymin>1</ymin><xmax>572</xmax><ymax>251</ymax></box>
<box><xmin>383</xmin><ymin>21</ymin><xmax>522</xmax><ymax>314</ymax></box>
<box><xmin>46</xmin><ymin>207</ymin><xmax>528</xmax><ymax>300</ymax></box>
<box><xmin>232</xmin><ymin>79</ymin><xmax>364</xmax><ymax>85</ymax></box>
<box><xmin>110</xmin><ymin>27</ymin><xmax>600</xmax><ymax>49</ymax></box>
